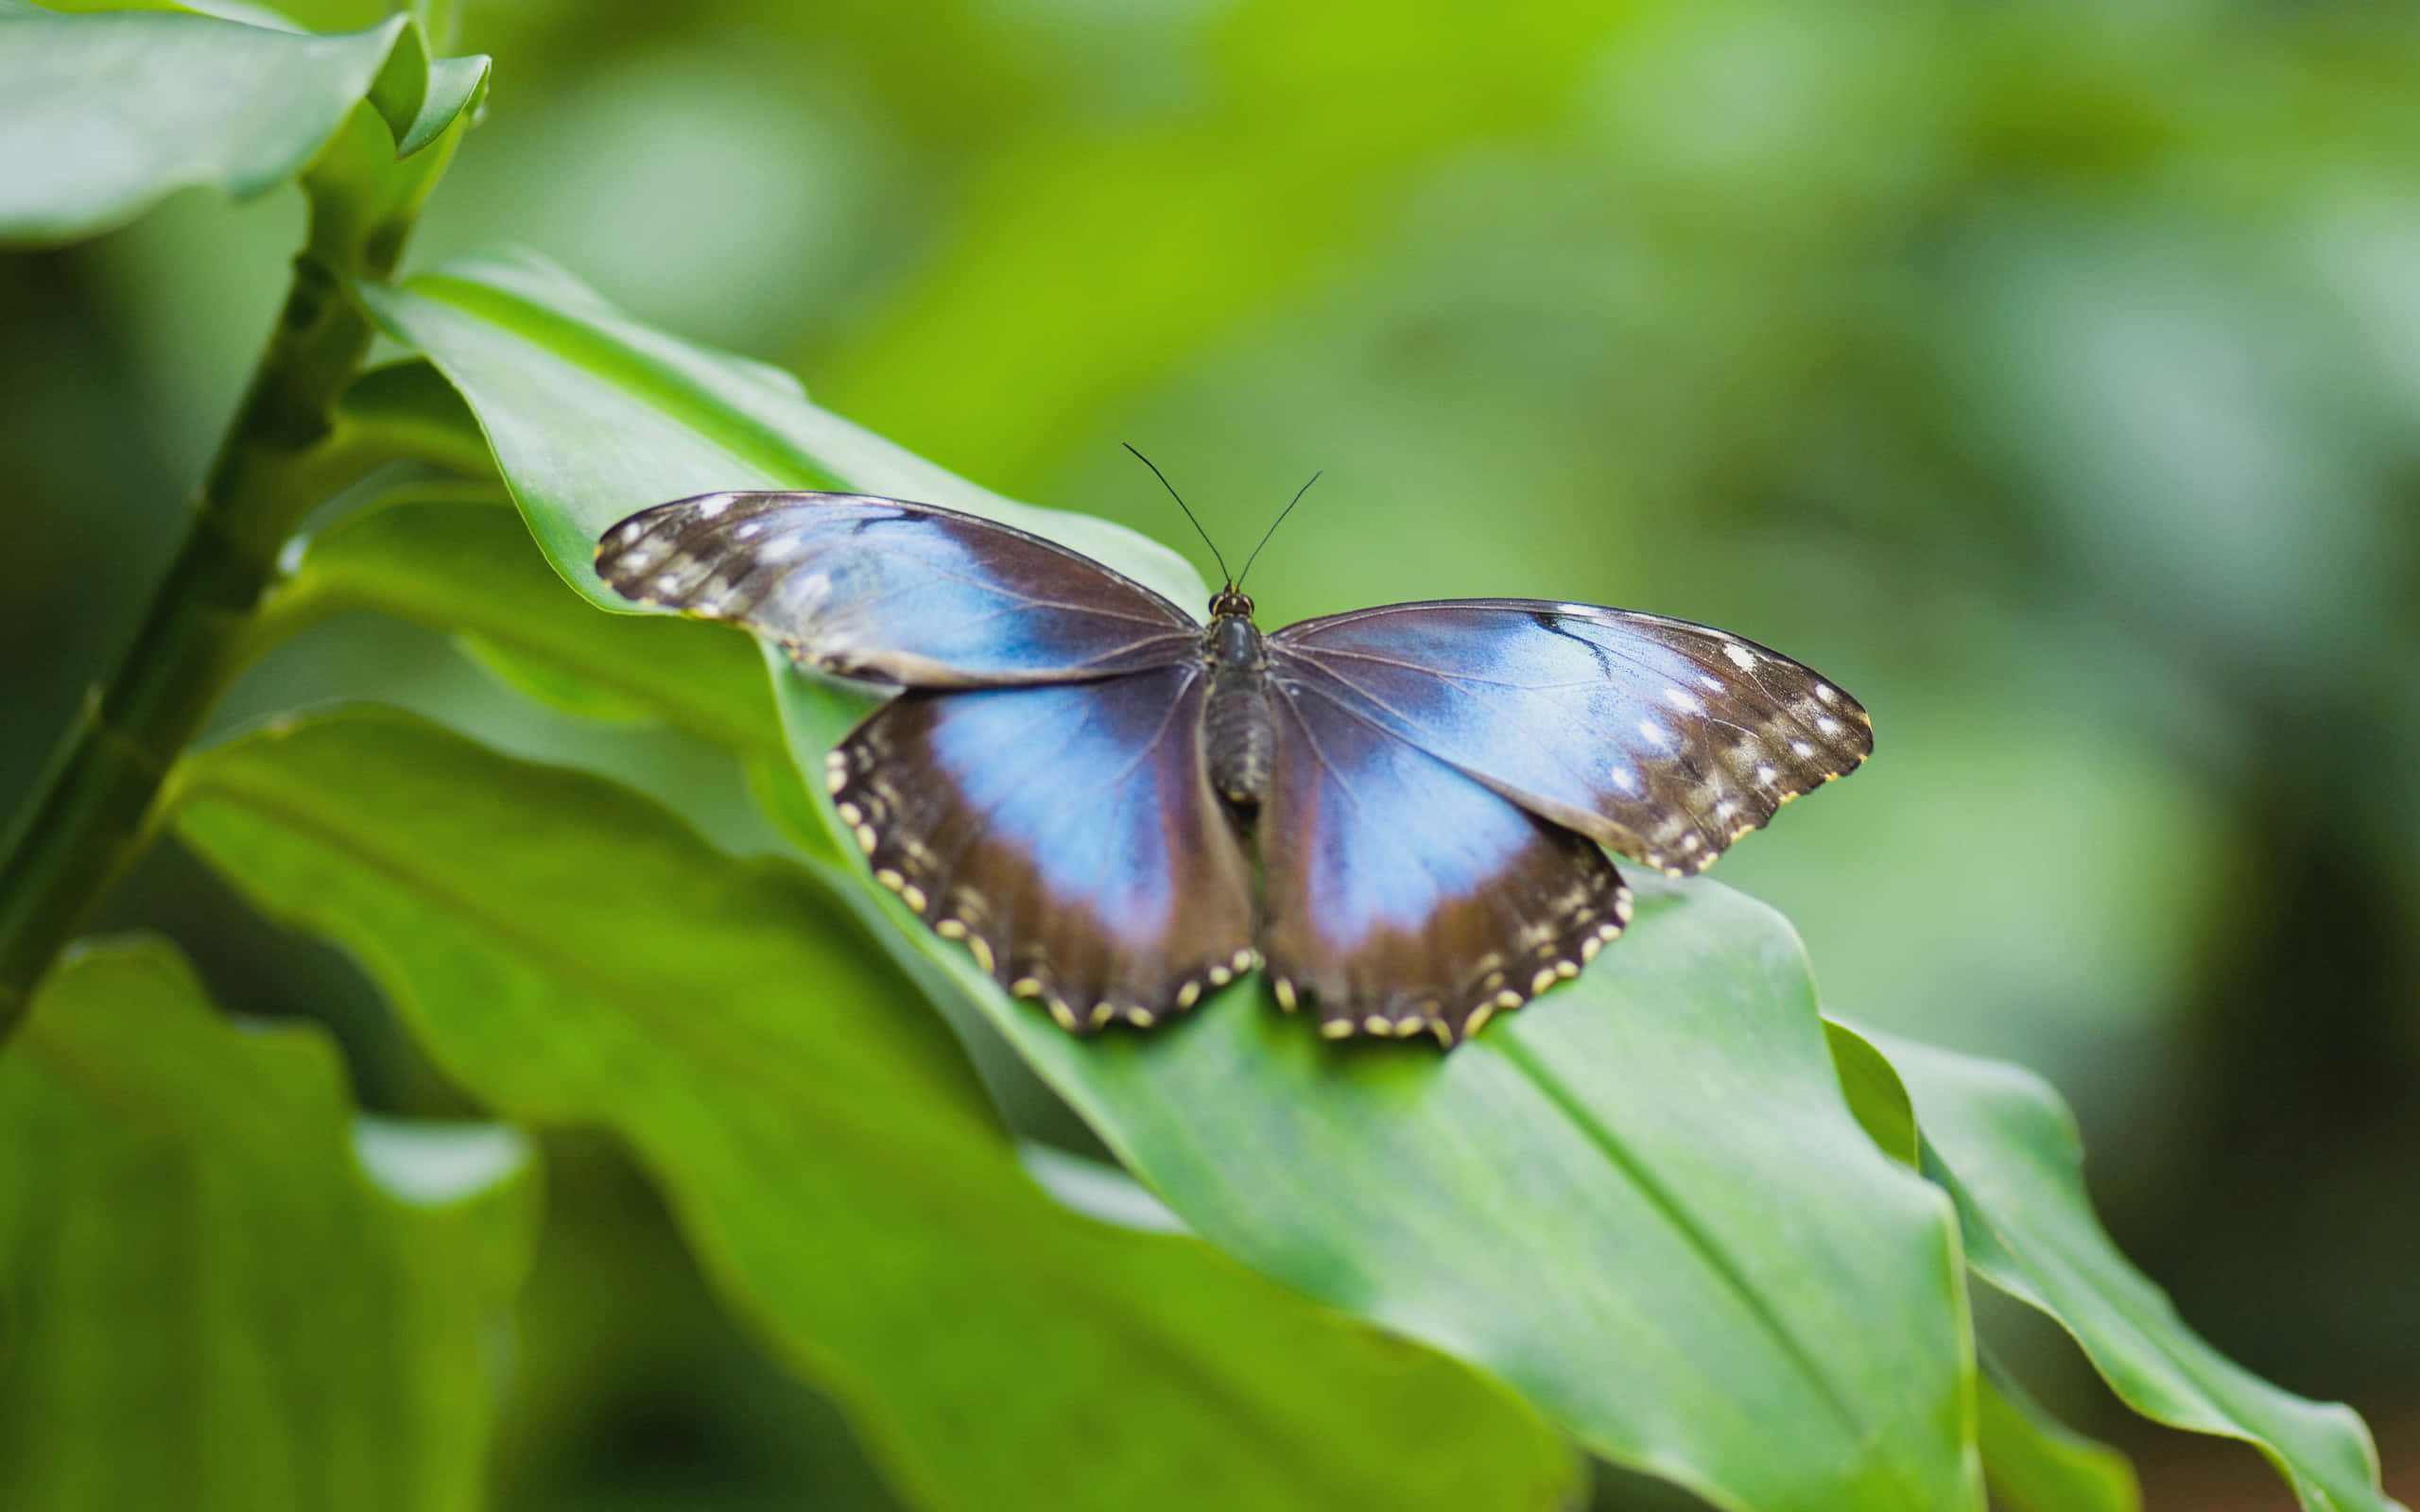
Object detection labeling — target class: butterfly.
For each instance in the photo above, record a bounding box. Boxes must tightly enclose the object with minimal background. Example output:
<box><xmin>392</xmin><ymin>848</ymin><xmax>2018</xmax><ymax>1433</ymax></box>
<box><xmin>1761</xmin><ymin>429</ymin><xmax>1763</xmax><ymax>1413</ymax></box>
<box><xmin>595</xmin><ymin>483</ymin><xmax>1870</xmax><ymax>1048</ymax></box>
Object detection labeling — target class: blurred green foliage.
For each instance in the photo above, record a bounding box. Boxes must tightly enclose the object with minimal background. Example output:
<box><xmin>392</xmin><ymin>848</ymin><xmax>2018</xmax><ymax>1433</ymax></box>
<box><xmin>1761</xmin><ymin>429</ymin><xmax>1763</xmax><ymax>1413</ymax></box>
<box><xmin>0</xmin><ymin>939</ymin><xmax>536</xmax><ymax>1511</ymax></box>
<box><xmin>5</xmin><ymin>0</ymin><xmax>2417</xmax><ymax>1505</ymax></box>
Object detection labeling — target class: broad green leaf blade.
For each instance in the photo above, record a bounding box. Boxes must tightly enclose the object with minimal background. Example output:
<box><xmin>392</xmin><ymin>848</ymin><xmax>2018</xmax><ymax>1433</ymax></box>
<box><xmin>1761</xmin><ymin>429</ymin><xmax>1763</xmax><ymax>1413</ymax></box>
<box><xmin>355</xmin><ymin>251</ymin><xmax>1209</xmax><ymax>613</ymax></box>
<box><xmin>1977</xmin><ymin>1351</ymin><xmax>2140</xmax><ymax>1512</ymax></box>
<box><xmin>783</xmin><ymin>663</ymin><xmax>1979</xmax><ymax>1508</ymax></box>
<box><xmin>0</xmin><ymin>10</ymin><xmax>397</xmax><ymax>244</ymax></box>
<box><xmin>270</xmin><ymin>492</ymin><xmax>783</xmax><ymax>755</ymax></box>
<box><xmin>172</xmin><ymin>710</ymin><xmax>1578</xmax><ymax>1512</ymax></box>
<box><xmin>0</xmin><ymin>9</ymin><xmax>479</xmax><ymax>247</ymax></box>
<box><xmin>1868</xmin><ymin>1029</ymin><xmax>2406</xmax><ymax>1512</ymax></box>
<box><xmin>367</xmin><ymin>252</ymin><xmax>1980</xmax><ymax>1509</ymax></box>
<box><xmin>908</xmin><ymin>868</ymin><xmax>1979</xmax><ymax>1512</ymax></box>
<box><xmin>0</xmin><ymin>938</ymin><xmax>536</xmax><ymax>1511</ymax></box>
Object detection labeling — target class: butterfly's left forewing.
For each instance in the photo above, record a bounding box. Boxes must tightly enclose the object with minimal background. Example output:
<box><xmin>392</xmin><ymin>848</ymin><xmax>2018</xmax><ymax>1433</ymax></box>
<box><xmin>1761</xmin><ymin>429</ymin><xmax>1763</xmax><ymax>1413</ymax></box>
<box><xmin>596</xmin><ymin>491</ymin><xmax>1201</xmax><ymax>688</ymax></box>
<box><xmin>1270</xmin><ymin>600</ymin><xmax>1871</xmax><ymax>876</ymax></box>
<box><xmin>600</xmin><ymin>491</ymin><xmax>1247</xmax><ymax>1026</ymax></box>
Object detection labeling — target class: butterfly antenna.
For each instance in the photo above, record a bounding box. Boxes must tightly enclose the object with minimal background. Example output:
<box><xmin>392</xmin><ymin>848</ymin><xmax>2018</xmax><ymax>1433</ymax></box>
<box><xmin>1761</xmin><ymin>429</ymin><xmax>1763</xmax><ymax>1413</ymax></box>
<box><xmin>1124</xmin><ymin>443</ymin><xmax>1233</xmax><ymax>586</ymax></box>
<box><xmin>1236</xmin><ymin>469</ymin><xmax>1322</xmax><ymax>590</ymax></box>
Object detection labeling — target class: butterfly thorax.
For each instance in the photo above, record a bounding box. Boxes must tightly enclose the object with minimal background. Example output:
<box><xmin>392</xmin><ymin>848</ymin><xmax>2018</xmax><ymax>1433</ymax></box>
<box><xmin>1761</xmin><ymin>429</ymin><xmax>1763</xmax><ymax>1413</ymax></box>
<box><xmin>1202</xmin><ymin>593</ymin><xmax>1274</xmax><ymax>812</ymax></box>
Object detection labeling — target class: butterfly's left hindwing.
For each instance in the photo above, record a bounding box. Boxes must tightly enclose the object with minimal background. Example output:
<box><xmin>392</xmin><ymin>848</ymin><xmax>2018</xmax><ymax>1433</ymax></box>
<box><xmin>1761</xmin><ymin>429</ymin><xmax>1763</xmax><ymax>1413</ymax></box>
<box><xmin>1270</xmin><ymin>600</ymin><xmax>1872</xmax><ymax>876</ymax></box>
<box><xmin>596</xmin><ymin>491</ymin><xmax>1201</xmax><ymax>688</ymax></box>
<box><xmin>829</xmin><ymin>666</ymin><xmax>1257</xmax><ymax>1032</ymax></box>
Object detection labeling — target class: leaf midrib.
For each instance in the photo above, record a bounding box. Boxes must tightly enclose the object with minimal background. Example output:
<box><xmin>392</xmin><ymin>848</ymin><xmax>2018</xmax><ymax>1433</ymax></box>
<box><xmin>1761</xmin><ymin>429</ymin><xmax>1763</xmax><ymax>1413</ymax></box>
<box><xmin>1490</xmin><ymin>1036</ymin><xmax>1882</xmax><ymax>1457</ymax></box>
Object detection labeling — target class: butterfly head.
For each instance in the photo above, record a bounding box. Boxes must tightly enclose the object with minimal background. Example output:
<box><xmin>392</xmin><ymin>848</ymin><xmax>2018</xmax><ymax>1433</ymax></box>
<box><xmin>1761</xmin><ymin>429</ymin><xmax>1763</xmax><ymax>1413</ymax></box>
<box><xmin>1207</xmin><ymin>587</ymin><xmax>1256</xmax><ymax>622</ymax></box>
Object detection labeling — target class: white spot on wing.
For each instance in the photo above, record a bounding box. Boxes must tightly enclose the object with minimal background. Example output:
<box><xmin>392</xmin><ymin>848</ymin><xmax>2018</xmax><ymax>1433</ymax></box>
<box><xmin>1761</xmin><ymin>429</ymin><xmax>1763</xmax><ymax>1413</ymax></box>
<box><xmin>1663</xmin><ymin>688</ymin><xmax>1703</xmax><ymax>713</ymax></box>
<box><xmin>1636</xmin><ymin>719</ymin><xmax>1672</xmax><ymax>747</ymax></box>
<box><xmin>1722</xmin><ymin>643</ymin><xmax>1755</xmax><ymax>669</ymax></box>
<box><xmin>758</xmin><ymin>532</ymin><xmax>812</xmax><ymax>564</ymax></box>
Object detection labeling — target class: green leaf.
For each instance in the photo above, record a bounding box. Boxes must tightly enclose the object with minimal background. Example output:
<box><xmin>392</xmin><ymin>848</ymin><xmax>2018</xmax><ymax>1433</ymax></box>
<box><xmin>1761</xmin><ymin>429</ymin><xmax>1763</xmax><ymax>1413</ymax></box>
<box><xmin>355</xmin><ymin>250</ymin><xmax>1211</xmax><ymax>613</ymax></box>
<box><xmin>456</xmin><ymin>633</ymin><xmax>665</xmax><ymax>724</ymax></box>
<box><xmin>942</xmin><ymin>874</ymin><xmax>1979</xmax><ymax>1512</ymax></box>
<box><xmin>0</xmin><ymin>938</ymin><xmax>536</xmax><ymax>1511</ymax></box>
<box><xmin>1976</xmin><ymin>1350</ymin><xmax>2139</xmax><ymax>1512</ymax></box>
<box><xmin>362</xmin><ymin>18</ymin><xmax>487</xmax><ymax>161</ymax></box>
<box><xmin>0</xmin><ymin>9</ymin><xmax>482</xmax><ymax>248</ymax></box>
<box><xmin>172</xmin><ymin>710</ymin><xmax>1579</xmax><ymax>1512</ymax></box>
<box><xmin>1824</xmin><ymin>1016</ymin><xmax>1920</xmax><ymax>1167</ymax></box>
<box><xmin>334</xmin><ymin>359</ymin><xmax>497</xmax><ymax>478</ymax></box>
<box><xmin>296</xmin><ymin>42</ymin><xmax>488</xmax><ymax>280</ymax></box>
<box><xmin>363</xmin><ymin>251</ymin><xmax>1980</xmax><ymax>1509</ymax></box>
<box><xmin>1819</xmin><ymin>1019</ymin><xmax>2139</xmax><ymax>1508</ymax></box>
<box><xmin>267</xmin><ymin>491</ymin><xmax>784</xmax><ymax>756</ymax></box>
<box><xmin>1869</xmin><ymin>1028</ymin><xmax>2407</xmax><ymax>1512</ymax></box>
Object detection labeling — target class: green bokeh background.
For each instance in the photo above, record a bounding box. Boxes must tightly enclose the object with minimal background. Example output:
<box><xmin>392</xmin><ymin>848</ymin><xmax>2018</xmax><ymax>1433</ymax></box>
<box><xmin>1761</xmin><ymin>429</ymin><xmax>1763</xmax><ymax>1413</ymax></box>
<box><xmin>4</xmin><ymin>0</ymin><xmax>2415</xmax><ymax>1505</ymax></box>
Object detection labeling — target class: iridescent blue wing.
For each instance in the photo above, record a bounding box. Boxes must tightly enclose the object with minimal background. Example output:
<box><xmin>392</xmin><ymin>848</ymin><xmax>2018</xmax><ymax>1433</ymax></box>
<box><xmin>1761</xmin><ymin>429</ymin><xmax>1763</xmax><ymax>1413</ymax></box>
<box><xmin>1258</xmin><ymin>675</ymin><xmax>1632</xmax><ymax>1047</ymax></box>
<box><xmin>596</xmin><ymin>491</ymin><xmax>1200</xmax><ymax>686</ymax></box>
<box><xmin>828</xmin><ymin>664</ymin><xmax>1257</xmax><ymax>1032</ymax></box>
<box><xmin>1269</xmin><ymin>599</ymin><xmax>1871</xmax><ymax>876</ymax></box>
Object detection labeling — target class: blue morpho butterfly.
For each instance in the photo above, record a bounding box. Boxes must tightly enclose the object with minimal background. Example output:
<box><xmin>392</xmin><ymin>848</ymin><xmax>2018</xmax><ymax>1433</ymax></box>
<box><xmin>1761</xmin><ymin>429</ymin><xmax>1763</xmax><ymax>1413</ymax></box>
<box><xmin>595</xmin><ymin>460</ymin><xmax>1870</xmax><ymax>1049</ymax></box>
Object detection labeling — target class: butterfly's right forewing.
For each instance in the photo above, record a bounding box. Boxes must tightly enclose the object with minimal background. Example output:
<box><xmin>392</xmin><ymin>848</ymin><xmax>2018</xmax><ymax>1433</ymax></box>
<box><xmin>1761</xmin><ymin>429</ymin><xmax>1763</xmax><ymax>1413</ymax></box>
<box><xmin>1270</xmin><ymin>600</ymin><xmax>1871</xmax><ymax>875</ymax></box>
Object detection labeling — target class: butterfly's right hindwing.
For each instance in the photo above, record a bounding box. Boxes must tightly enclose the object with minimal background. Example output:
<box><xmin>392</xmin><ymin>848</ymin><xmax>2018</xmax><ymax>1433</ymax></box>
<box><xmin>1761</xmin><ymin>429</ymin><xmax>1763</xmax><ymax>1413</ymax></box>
<box><xmin>1256</xmin><ymin>673</ymin><xmax>1632</xmax><ymax>1046</ymax></box>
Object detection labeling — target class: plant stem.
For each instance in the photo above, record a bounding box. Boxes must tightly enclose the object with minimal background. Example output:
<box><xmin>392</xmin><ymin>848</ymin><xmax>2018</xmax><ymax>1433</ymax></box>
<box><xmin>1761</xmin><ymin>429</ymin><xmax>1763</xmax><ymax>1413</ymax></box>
<box><xmin>0</xmin><ymin>245</ymin><xmax>390</xmax><ymax>1040</ymax></box>
<box><xmin>0</xmin><ymin>86</ymin><xmax>476</xmax><ymax>1039</ymax></box>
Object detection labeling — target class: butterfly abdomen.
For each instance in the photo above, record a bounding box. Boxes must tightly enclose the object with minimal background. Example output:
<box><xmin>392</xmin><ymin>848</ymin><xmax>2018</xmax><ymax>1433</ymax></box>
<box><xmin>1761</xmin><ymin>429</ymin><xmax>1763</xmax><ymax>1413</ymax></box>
<box><xmin>1203</xmin><ymin>610</ymin><xmax>1274</xmax><ymax>810</ymax></box>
